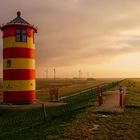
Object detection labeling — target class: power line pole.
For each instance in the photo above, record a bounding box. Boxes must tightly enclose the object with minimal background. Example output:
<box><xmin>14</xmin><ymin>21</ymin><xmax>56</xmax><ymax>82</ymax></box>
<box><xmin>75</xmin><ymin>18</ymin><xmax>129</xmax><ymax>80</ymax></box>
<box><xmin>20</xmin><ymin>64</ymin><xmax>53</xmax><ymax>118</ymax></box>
<box><xmin>54</xmin><ymin>68</ymin><xmax>56</xmax><ymax>80</ymax></box>
<box><xmin>87</xmin><ymin>72</ymin><xmax>89</xmax><ymax>79</ymax></box>
<box><xmin>45</xmin><ymin>69</ymin><xmax>48</xmax><ymax>79</ymax></box>
<box><xmin>92</xmin><ymin>73</ymin><xmax>94</xmax><ymax>78</ymax></box>
<box><xmin>78</xmin><ymin>70</ymin><xmax>81</xmax><ymax>79</ymax></box>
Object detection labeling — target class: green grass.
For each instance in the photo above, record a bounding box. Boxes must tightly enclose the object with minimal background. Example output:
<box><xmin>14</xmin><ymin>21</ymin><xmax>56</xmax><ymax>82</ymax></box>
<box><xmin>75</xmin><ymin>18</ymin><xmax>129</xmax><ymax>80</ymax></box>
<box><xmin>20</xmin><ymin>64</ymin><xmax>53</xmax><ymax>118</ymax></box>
<box><xmin>49</xmin><ymin>78</ymin><xmax>139</xmax><ymax>140</ymax></box>
<box><xmin>0</xmin><ymin>81</ymin><xmax>119</xmax><ymax>139</ymax></box>
<box><xmin>51</xmin><ymin>108</ymin><xmax>140</xmax><ymax>140</ymax></box>
<box><xmin>42</xmin><ymin>78</ymin><xmax>140</xmax><ymax>140</ymax></box>
<box><xmin>1</xmin><ymin>79</ymin><xmax>139</xmax><ymax>140</ymax></box>
<box><xmin>0</xmin><ymin>78</ymin><xmax>120</xmax><ymax>102</ymax></box>
<box><xmin>36</xmin><ymin>78</ymin><xmax>116</xmax><ymax>102</ymax></box>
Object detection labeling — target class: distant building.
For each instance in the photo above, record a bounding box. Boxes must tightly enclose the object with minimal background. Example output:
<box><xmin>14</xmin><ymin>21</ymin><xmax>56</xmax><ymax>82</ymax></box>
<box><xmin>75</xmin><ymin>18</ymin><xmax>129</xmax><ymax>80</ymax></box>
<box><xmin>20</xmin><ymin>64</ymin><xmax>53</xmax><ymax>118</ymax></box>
<box><xmin>87</xmin><ymin>78</ymin><xmax>96</xmax><ymax>81</ymax></box>
<box><xmin>0</xmin><ymin>11</ymin><xmax>37</xmax><ymax>103</ymax></box>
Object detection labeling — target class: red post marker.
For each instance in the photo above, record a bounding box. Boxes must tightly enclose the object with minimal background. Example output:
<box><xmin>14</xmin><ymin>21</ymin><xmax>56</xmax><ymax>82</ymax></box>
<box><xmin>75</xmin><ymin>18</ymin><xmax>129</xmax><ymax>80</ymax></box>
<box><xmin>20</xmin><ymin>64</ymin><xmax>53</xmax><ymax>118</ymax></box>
<box><xmin>119</xmin><ymin>86</ymin><xmax>123</xmax><ymax>107</ymax></box>
<box><xmin>97</xmin><ymin>88</ymin><xmax>99</xmax><ymax>106</ymax></box>
<box><xmin>98</xmin><ymin>93</ymin><xmax>101</xmax><ymax>106</ymax></box>
<box><xmin>120</xmin><ymin>93</ymin><xmax>122</xmax><ymax>107</ymax></box>
<box><xmin>100</xmin><ymin>93</ymin><xmax>103</xmax><ymax>105</ymax></box>
<box><xmin>99</xmin><ymin>93</ymin><xmax>102</xmax><ymax>106</ymax></box>
<box><xmin>97</xmin><ymin>87</ymin><xmax>102</xmax><ymax>106</ymax></box>
<box><xmin>122</xmin><ymin>91</ymin><xmax>125</xmax><ymax>107</ymax></box>
<box><xmin>100</xmin><ymin>88</ymin><xmax>103</xmax><ymax>105</ymax></box>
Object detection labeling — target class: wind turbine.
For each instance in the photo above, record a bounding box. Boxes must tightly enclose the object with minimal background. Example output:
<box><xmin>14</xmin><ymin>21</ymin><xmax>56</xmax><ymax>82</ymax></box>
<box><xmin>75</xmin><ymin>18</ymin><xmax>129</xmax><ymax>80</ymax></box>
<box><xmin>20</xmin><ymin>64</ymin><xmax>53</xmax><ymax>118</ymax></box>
<box><xmin>45</xmin><ymin>69</ymin><xmax>48</xmax><ymax>79</ymax></box>
<box><xmin>54</xmin><ymin>68</ymin><xmax>56</xmax><ymax>80</ymax></box>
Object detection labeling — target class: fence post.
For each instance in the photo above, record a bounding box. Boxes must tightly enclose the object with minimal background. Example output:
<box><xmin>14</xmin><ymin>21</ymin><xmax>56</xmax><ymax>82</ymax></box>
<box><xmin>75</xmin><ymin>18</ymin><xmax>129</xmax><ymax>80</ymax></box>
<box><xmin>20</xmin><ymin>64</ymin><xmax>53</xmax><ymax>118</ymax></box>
<box><xmin>120</xmin><ymin>93</ymin><xmax>122</xmax><ymax>107</ymax></box>
<box><xmin>97</xmin><ymin>87</ymin><xmax>102</xmax><ymax>106</ymax></box>
<box><xmin>100</xmin><ymin>93</ymin><xmax>103</xmax><ymax>105</ymax></box>
<box><xmin>119</xmin><ymin>86</ymin><xmax>123</xmax><ymax>107</ymax></box>
<box><xmin>42</xmin><ymin>104</ymin><xmax>47</xmax><ymax>122</ymax></box>
<box><xmin>100</xmin><ymin>88</ymin><xmax>103</xmax><ymax>105</ymax></box>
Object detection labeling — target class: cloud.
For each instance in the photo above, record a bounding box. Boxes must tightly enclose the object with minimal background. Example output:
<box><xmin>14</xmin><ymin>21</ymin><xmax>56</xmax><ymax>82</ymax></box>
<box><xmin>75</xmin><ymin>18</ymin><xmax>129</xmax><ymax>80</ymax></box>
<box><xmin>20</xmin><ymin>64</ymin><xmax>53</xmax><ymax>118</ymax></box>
<box><xmin>1</xmin><ymin>0</ymin><xmax>140</xmax><ymax>77</ymax></box>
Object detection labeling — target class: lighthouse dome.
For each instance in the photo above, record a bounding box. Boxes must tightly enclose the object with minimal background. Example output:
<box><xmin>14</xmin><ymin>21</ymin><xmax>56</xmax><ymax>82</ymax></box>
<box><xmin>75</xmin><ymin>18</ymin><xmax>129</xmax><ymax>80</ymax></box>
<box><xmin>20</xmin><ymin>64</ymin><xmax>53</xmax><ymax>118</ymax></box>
<box><xmin>0</xmin><ymin>11</ymin><xmax>37</xmax><ymax>32</ymax></box>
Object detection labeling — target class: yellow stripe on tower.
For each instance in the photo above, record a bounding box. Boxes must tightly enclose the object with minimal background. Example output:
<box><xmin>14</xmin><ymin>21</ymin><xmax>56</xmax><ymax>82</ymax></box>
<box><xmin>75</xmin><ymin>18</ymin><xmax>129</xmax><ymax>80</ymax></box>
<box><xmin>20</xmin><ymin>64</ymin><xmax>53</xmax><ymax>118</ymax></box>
<box><xmin>3</xmin><ymin>59</ymin><xmax>35</xmax><ymax>69</ymax></box>
<box><xmin>3</xmin><ymin>80</ymin><xmax>35</xmax><ymax>91</ymax></box>
<box><xmin>3</xmin><ymin>36</ymin><xmax>35</xmax><ymax>48</ymax></box>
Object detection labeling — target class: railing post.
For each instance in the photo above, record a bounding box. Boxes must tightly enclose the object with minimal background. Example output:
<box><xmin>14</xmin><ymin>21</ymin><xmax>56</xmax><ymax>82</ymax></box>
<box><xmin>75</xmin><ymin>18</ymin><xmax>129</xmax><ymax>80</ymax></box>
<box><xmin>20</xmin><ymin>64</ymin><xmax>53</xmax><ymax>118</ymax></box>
<box><xmin>119</xmin><ymin>86</ymin><xmax>123</xmax><ymax>107</ymax></box>
<box><xmin>120</xmin><ymin>93</ymin><xmax>122</xmax><ymax>107</ymax></box>
<box><xmin>97</xmin><ymin>87</ymin><xmax>102</xmax><ymax>106</ymax></box>
<box><xmin>42</xmin><ymin>104</ymin><xmax>47</xmax><ymax>122</ymax></box>
<box><xmin>98</xmin><ymin>92</ymin><xmax>100</xmax><ymax>106</ymax></box>
<box><xmin>100</xmin><ymin>93</ymin><xmax>103</xmax><ymax>105</ymax></box>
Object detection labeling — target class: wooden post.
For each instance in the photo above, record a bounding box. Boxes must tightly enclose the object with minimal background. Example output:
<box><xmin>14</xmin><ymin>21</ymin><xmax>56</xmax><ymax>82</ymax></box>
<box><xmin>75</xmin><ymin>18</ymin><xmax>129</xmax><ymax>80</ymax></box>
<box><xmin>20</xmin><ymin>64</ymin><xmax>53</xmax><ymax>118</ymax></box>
<box><xmin>42</xmin><ymin>104</ymin><xmax>47</xmax><ymax>121</ymax></box>
<box><xmin>100</xmin><ymin>93</ymin><xmax>103</xmax><ymax>105</ymax></box>
<box><xmin>98</xmin><ymin>92</ymin><xmax>101</xmax><ymax>106</ymax></box>
<box><xmin>97</xmin><ymin>87</ymin><xmax>101</xmax><ymax>106</ymax></box>
<box><xmin>100</xmin><ymin>88</ymin><xmax>103</xmax><ymax>105</ymax></box>
<box><xmin>120</xmin><ymin>93</ymin><xmax>122</xmax><ymax>107</ymax></box>
<box><xmin>119</xmin><ymin>86</ymin><xmax>123</xmax><ymax>107</ymax></box>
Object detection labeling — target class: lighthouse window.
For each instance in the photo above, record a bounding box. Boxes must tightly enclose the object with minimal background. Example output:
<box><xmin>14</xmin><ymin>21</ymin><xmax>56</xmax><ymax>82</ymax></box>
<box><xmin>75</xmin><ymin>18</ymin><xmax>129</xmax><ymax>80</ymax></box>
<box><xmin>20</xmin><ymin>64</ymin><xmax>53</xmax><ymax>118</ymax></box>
<box><xmin>7</xmin><ymin>60</ymin><xmax>11</xmax><ymax>68</ymax></box>
<box><xmin>16</xmin><ymin>29</ymin><xmax>27</xmax><ymax>42</ymax></box>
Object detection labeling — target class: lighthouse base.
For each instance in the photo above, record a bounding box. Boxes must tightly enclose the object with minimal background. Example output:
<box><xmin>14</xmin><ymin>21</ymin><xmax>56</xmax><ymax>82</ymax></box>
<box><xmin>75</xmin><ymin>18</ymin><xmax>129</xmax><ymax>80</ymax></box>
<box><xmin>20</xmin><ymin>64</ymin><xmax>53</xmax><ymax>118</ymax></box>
<box><xmin>3</xmin><ymin>91</ymin><xmax>36</xmax><ymax>104</ymax></box>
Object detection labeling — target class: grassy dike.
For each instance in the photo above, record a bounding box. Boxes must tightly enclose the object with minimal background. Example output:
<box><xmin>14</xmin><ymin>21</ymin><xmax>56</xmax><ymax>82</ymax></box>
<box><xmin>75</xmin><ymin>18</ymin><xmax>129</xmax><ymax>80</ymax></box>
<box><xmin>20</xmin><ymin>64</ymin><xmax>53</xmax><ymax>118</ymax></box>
<box><xmin>44</xmin><ymin>79</ymin><xmax>140</xmax><ymax>140</ymax></box>
<box><xmin>0</xmin><ymin>81</ymin><xmax>118</xmax><ymax>140</ymax></box>
<box><xmin>45</xmin><ymin>78</ymin><xmax>139</xmax><ymax>140</ymax></box>
<box><xmin>0</xmin><ymin>79</ymin><xmax>139</xmax><ymax>140</ymax></box>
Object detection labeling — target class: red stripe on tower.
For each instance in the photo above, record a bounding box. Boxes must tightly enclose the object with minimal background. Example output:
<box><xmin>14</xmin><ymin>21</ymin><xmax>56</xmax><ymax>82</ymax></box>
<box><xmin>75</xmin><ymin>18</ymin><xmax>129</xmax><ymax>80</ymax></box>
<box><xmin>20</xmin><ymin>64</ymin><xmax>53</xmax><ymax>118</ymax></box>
<box><xmin>3</xmin><ymin>27</ymin><xmax>34</xmax><ymax>38</ymax></box>
<box><xmin>3</xmin><ymin>90</ymin><xmax>35</xmax><ymax>103</ymax></box>
<box><xmin>3</xmin><ymin>69</ymin><xmax>35</xmax><ymax>80</ymax></box>
<box><xmin>3</xmin><ymin>48</ymin><xmax>35</xmax><ymax>59</ymax></box>
<box><xmin>3</xmin><ymin>27</ymin><xmax>15</xmax><ymax>37</ymax></box>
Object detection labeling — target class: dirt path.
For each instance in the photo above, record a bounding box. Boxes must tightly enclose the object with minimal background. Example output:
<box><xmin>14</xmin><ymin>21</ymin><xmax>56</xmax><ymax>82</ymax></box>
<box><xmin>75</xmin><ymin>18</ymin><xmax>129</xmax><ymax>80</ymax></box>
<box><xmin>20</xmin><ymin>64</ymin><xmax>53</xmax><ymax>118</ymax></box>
<box><xmin>98</xmin><ymin>90</ymin><xmax>125</xmax><ymax>113</ymax></box>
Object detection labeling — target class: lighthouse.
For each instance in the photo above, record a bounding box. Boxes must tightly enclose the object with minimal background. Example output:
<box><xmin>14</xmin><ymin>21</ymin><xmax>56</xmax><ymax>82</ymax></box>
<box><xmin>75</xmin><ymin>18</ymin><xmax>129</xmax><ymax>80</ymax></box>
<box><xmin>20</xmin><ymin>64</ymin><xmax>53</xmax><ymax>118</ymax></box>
<box><xmin>0</xmin><ymin>11</ymin><xmax>37</xmax><ymax>103</ymax></box>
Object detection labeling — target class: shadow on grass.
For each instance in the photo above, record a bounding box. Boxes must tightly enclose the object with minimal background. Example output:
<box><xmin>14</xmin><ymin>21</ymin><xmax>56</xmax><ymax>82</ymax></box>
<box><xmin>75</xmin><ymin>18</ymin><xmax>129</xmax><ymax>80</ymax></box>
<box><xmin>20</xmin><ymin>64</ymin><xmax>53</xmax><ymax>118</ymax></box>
<box><xmin>96</xmin><ymin>111</ymin><xmax>123</xmax><ymax>115</ymax></box>
<box><xmin>3</xmin><ymin>108</ymin><xmax>88</xmax><ymax>140</ymax></box>
<box><xmin>126</xmin><ymin>105</ymin><xmax>140</xmax><ymax>110</ymax></box>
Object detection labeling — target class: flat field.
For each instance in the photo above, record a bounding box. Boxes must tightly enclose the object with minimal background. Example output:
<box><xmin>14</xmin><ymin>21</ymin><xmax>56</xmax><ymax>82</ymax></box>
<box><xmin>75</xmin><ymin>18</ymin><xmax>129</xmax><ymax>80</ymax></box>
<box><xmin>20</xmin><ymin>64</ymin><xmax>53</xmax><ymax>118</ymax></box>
<box><xmin>47</xmin><ymin>78</ymin><xmax>139</xmax><ymax>140</ymax></box>
<box><xmin>36</xmin><ymin>78</ymin><xmax>118</xmax><ymax>102</ymax></box>
<box><xmin>1</xmin><ymin>78</ymin><xmax>139</xmax><ymax>140</ymax></box>
<box><xmin>0</xmin><ymin>78</ymin><xmax>119</xmax><ymax>102</ymax></box>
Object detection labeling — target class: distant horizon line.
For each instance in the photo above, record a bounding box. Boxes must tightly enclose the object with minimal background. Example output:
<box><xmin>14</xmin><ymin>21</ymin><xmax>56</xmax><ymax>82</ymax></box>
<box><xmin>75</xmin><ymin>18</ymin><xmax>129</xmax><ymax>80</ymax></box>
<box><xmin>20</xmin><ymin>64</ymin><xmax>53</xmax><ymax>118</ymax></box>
<box><xmin>0</xmin><ymin>77</ymin><xmax>139</xmax><ymax>80</ymax></box>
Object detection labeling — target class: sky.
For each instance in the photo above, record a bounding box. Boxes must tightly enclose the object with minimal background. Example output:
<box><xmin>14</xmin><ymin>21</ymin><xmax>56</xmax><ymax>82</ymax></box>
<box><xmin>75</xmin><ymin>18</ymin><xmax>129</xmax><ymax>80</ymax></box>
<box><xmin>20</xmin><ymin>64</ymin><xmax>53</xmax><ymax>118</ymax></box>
<box><xmin>0</xmin><ymin>0</ymin><xmax>140</xmax><ymax>78</ymax></box>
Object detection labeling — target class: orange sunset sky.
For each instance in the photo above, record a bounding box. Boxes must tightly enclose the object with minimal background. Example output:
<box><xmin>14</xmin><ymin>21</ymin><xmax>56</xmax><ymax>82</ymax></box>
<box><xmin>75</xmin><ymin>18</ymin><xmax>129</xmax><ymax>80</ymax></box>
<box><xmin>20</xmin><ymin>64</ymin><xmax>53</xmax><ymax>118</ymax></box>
<box><xmin>1</xmin><ymin>0</ymin><xmax>140</xmax><ymax>78</ymax></box>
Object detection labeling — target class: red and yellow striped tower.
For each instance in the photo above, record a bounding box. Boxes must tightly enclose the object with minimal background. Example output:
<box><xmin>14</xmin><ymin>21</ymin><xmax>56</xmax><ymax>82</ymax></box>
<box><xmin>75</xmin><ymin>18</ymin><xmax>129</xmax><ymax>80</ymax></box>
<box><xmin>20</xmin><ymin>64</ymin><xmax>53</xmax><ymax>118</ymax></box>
<box><xmin>0</xmin><ymin>11</ymin><xmax>37</xmax><ymax>103</ymax></box>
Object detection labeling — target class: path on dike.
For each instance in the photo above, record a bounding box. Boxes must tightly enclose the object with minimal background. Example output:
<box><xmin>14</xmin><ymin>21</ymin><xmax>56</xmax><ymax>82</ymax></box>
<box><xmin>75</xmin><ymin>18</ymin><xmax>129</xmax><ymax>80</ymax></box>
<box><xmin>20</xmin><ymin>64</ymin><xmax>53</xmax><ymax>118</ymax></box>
<box><xmin>98</xmin><ymin>90</ymin><xmax>125</xmax><ymax>113</ymax></box>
